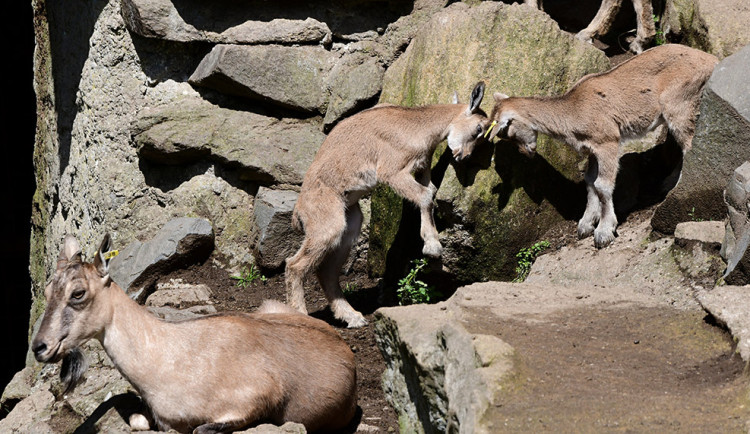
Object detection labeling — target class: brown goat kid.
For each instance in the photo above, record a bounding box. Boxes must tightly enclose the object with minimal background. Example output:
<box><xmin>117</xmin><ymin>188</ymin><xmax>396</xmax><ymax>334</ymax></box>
<box><xmin>286</xmin><ymin>82</ymin><xmax>489</xmax><ymax>328</ymax></box>
<box><xmin>32</xmin><ymin>235</ymin><xmax>357</xmax><ymax>434</ymax></box>
<box><xmin>488</xmin><ymin>44</ymin><xmax>717</xmax><ymax>248</ymax></box>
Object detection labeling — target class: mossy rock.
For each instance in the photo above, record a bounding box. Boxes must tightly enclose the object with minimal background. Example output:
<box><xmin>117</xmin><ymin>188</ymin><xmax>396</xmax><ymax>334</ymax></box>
<box><xmin>369</xmin><ymin>2</ymin><xmax>609</xmax><ymax>282</ymax></box>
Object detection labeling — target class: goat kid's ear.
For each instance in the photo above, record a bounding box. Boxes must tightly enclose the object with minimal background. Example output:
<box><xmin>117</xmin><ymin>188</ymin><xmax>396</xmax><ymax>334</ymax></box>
<box><xmin>468</xmin><ymin>81</ymin><xmax>486</xmax><ymax>114</ymax></box>
<box><xmin>493</xmin><ymin>92</ymin><xmax>509</xmax><ymax>103</ymax></box>
<box><xmin>57</xmin><ymin>235</ymin><xmax>82</xmax><ymax>270</ymax></box>
<box><xmin>488</xmin><ymin>113</ymin><xmax>513</xmax><ymax>140</ymax></box>
<box><xmin>94</xmin><ymin>233</ymin><xmax>113</xmax><ymax>277</ymax></box>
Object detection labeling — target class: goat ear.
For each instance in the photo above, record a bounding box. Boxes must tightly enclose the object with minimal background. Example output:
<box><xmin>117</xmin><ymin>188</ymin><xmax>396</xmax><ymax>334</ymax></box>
<box><xmin>93</xmin><ymin>233</ymin><xmax>113</xmax><ymax>276</ymax></box>
<box><xmin>493</xmin><ymin>92</ymin><xmax>509</xmax><ymax>102</ymax></box>
<box><xmin>451</xmin><ymin>91</ymin><xmax>459</xmax><ymax>104</ymax></box>
<box><xmin>467</xmin><ymin>81</ymin><xmax>485</xmax><ymax>114</ymax></box>
<box><xmin>57</xmin><ymin>235</ymin><xmax>82</xmax><ymax>270</ymax></box>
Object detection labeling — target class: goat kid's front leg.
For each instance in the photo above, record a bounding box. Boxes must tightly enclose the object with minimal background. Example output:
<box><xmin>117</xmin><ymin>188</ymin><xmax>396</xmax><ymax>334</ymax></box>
<box><xmin>578</xmin><ymin>155</ymin><xmax>601</xmax><ymax>239</ymax></box>
<box><xmin>412</xmin><ymin>169</ymin><xmax>442</xmax><ymax>258</ymax></box>
<box><xmin>591</xmin><ymin>146</ymin><xmax>620</xmax><ymax>248</ymax></box>
<box><xmin>629</xmin><ymin>0</ymin><xmax>656</xmax><ymax>54</ymax></box>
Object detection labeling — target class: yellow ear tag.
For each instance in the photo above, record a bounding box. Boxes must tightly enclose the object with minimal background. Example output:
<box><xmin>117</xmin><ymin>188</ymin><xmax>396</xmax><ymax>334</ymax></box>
<box><xmin>483</xmin><ymin>120</ymin><xmax>497</xmax><ymax>139</ymax></box>
<box><xmin>103</xmin><ymin>250</ymin><xmax>119</xmax><ymax>260</ymax></box>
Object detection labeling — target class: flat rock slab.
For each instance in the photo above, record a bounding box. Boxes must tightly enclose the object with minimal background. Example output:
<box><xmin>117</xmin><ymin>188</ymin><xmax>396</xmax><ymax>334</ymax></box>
<box><xmin>697</xmin><ymin>285</ymin><xmax>750</xmax><ymax>362</ymax></box>
<box><xmin>674</xmin><ymin>220</ymin><xmax>725</xmax><ymax>247</ymax></box>
<box><xmin>121</xmin><ymin>0</ymin><xmax>331</xmax><ymax>44</ymax></box>
<box><xmin>134</xmin><ymin>99</ymin><xmax>324</xmax><ymax>185</ymax></box>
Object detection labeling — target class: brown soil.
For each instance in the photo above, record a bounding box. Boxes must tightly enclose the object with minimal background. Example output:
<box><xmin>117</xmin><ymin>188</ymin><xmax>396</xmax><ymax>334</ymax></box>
<box><xmin>156</xmin><ymin>264</ymin><xmax>400</xmax><ymax>433</ymax></box>
<box><xmin>465</xmin><ymin>305</ymin><xmax>749</xmax><ymax>432</ymax></box>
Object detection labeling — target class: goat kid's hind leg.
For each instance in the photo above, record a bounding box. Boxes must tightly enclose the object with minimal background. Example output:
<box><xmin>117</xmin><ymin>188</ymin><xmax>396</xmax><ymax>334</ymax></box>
<box><xmin>578</xmin><ymin>155</ymin><xmax>602</xmax><ymax>239</ymax></box>
<box><xmin>316</xmin><ymin>203</ymin><xmax>366</xmax><ymax>328</ymax></box>
<box><xmin>592</xmin><ymin>145</ymin><xmax>620</xmax><ymax>248</ymax></box>
<box><xmin>286</xmin><ymin>218</ymin><xmax>345</xmax><ymax>314</ymax></box>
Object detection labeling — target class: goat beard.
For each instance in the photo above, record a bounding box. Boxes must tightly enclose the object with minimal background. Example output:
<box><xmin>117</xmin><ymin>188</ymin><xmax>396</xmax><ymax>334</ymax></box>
<box><xmin>60</xmin><ymin>348</ymin><xmax>88</xmax><ymax>394</ymax></box>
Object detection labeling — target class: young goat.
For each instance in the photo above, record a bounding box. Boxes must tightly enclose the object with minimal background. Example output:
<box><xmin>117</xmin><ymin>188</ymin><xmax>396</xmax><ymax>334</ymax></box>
<box><xmin>286</xmin><ymin>82</ymin><xmax>489</xmax><ymax>328</ymax></box>
<box><xmin>487</xmin><ymin>44</ymin><xmax>717</xmax><ymax>248</ymax></box>
<box><xmin>32</xmin><ymin>235</ymin><xmax>357</xmax><ymax>434</ymax></box>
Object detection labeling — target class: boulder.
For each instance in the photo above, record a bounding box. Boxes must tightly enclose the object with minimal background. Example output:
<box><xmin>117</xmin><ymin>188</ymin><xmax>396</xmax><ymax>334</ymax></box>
<box><xmin>721</xmin><ymin>162</ymin><xmax>750</xmax><ymax>284</ymax></box>
<box><xmin>374</xmin><ymin>301</ymin><xmax>517</xmax><ymax>434</ymax></box>
<box><xmin>674</xmin><ymin>221</ymin><xmax>725</xmax><ymax>248</ymax></box>
<box><xmin>121</xmin><ymin>0</ymin><xmax>332</xmax><ymax>44</ymax></box>
<box><xmin>108</xmin><ymin>217</ymin><xmax>214</xmax><ymax>301</ymax></box>
<box><xmin>369</xmin><ymin>1</ymin><xmax>610</xmax><ymax>282</ymax></box>
<box><xmin>189</xmin><ymin>44</ymin><xmax>336</xmax><ymax>114</ymax></box>
<box><xmin>133</xmin><ymin>98</ymin><xmax>325</xmax><ymax>185</ymax></box>
<box><xmin>323</xmin><ymin>53</ymin><xmax>385</xmax><ymax>130</ymax></box>
<box><xmin>662</xmin><ymin>0</ymin><xmax>750</xmax><ymax>59</ymax></box>
<box><xmin>253</xmin><ymin>188</ymin><xmax>303</xmax><ymax>271</ymax></box>
<box><xmin>652</xmin><ymin>45</ymin><xmax>750</xmax><ymax>234</ymax></box>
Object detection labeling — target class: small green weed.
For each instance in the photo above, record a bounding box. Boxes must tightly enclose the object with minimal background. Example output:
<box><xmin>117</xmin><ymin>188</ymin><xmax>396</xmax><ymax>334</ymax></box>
<box><xmin>343</xmin><ymin>282</ymin><xmax>359</xmax><ymax>295</ymax></box>
<box><xmin>397</xmin><ymin>258</ymin><xmax>442</xmax><ymax>305</ymax></box>
<box><xmin>514</xmin><ymin>240</ymin><xmax>550</xmax><ymax>283</ymax></box>
<box><xmin>688</xmin><ymin>207</ymin><xmax>704</xmax><ymax>222</ymax></box>
<box><xmin>653</xmin><ymin>14</ymin><xmax>666</xmax><ymax>45</ymax></box>
<box><xmin>231</xmin><ymin>264</ymin><xmax>266</xmax><ymax>288</ymax></box>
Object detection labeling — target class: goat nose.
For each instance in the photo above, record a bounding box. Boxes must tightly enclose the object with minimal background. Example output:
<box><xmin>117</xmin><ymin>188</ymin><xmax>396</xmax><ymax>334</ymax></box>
<box><xmin>32</xmin><ymin>341</ymin><xmax>47</xmax><ymax>359</ymax></box>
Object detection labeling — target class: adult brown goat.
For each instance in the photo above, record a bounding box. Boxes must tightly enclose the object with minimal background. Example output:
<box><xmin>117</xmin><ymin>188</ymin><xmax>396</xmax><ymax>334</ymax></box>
<box><xmin>32</xmin><ymin>235</ymin><xmax>357</xmax><ymax>433</ymax></box>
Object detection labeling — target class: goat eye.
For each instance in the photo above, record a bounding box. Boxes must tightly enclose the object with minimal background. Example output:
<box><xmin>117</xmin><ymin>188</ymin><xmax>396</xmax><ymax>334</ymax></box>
<box><xmin>475</xmin><ymin>125</ymin><xmax>483</xmax><ymax>137</ymax></box>
<box><xmin>71</xmin><ymin>289</ymin><xmax>86</xmax><ymax>301</ymax></box>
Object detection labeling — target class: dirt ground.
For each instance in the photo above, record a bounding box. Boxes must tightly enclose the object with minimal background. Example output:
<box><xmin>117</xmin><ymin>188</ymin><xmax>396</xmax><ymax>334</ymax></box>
<box><xmin>157</xmin><ymin>264</ymin><xmax>401</xmax><ymax>433</ymax></box>
<box><xmin>465</xmin><ymin>304</ymin><xmax>749</xmax><ymax>432</ymax></box>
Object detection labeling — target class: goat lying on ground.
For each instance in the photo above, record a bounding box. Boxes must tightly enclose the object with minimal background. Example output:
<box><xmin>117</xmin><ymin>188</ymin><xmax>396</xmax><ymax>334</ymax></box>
<box><xmin>522</xmin><ymin>0</ymin><xmax>656</xmax><ymax>54</ymax></box>
<box><xmin>32</xmin><ymin>235</ymin><xmax>357</xmax><ymax>434</ymax></box>
<box><xmin>286</xmin><ymin>82</ymin><xmax>489</xmax><ymax>328</ymax></box>
<box><xmin>487</xmin><ymin>44</ymin><xmax>717</xmax><ymax>248</ymax></box>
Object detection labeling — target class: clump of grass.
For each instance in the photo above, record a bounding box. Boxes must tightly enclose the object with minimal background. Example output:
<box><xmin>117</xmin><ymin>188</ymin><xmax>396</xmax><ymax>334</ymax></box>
<box><xmin>513</xmin><ymin>240</ymin><xmax>550</xmax><ymax>283</ymax></box>
<box><xmin>397</xmin><ymin>258</ymin><xmax>442</xmax><ymax>305</ymax></box>
<box><xmin>231</xmin><ymin>264</ymin><xmax>266</xmax><ymax>288</ymax></box>
<box><xmin>653</xmin><ymin>14</ymin><xmax>666</xmax><ymax>45</ymax></box>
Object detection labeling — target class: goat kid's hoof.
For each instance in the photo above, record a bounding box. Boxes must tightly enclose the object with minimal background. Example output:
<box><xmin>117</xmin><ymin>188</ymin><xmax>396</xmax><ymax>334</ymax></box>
<box><xmin>577</xmin><ymin>223</ymin><xmax>595</xmax><ymax>239</ymax></box>
<box><xmin>422</xmin><ymin>241</ymin><xmax>443</xmax><ymax>258</ymax></box>
<box><xmin>345</xmin><ymin>314</ymin><xmax>368</xmax><ymax>329</ymax></box>
<box><xmin>129</xmin><ymin>413</ymin><xmax>150</xmax><ymax>431</ymax></box>
<box><xmin>593</xmin><ymin>229</ymin><xmax>616</xmax><ymax>249</ymax></box>
<box><xmin>575</xmin><ymin>31</ymin><xmax>593</xmax><ymax>44</ymax></box>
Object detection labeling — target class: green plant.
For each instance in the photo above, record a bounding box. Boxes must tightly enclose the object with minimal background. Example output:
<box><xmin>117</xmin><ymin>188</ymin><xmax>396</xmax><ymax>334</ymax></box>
<box><xmin>343</xmin><ymin>282</ymin><xmax>359</xmax><ymax>295</ymax></box>
<box><xmin>687</xmin><ymin>207</ymin><xmax>703</xmax><ymax>222</ymax></box>
<box><xmin>231</xmin><ymin>264</ymin><xmax>265</xmax><ymax>288</ymax></box>
<box><xmin>514</xmin><ymin>240</ymin><xmax>550</xmax><ymax>282</ymax></box>
<box><xmin>653</xmin><ymin>14</ymin><xmax>666</xmax><ymax>45</ymax></box>
<box><xmin>397</xmin><ymin>258</ymin><xmax>442</xmax><ymax>305</ymax></box>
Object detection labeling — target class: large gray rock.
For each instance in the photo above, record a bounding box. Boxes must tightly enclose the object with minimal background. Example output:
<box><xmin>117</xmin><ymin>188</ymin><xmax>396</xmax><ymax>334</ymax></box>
<box><xmin>663</xmin><ymin>0</ymin><xmax>750</xmax><ymax>59</ymax></box>
<box><xmin>652</xmin><ymin>45</ymin><xmax>750</xmax><ymax>234</ymax></box>
<box><xmin>323</xmin><ymin>53</ymin><xmax>385</xmax><ymax>130</ymax></box>
<box><xmin>121</xmin><ymin>0</ymin><xmax>332</xmax><ymax>44</ymax></box>
<box><xmin>189</xmin><ymin>44</ymin><xmax>336</xmax><ymax>114</ymax></box>
<box><xmin>253</xmin><ymin>188</ymin><xmax>303</xmax><ymax>270</ymax></box>
<box><xmin>133</xmin><ymin>98</ymin><xmax>325</xmax><ymax>185</ymax></box>
<box><xmin>721</xmin><ymin>161</ymin><xmax>750</xmax><ymax>284</ymax></box>
<box><xmin>108</xmin><ymin>217</ymin><xmax>214</xmax><ymax>301</ymax></box>
<box><xmin>374</xmin><ymin>301</ymin><xmax>517</xmax><ymax>434</ymax></box>
<box><xmin>697</xmin><ymin>285</ymin><xmax>750</xmax><ymax>363</ymax></box>
<box><xmin>369</xmin><ymin>1</ymin><xmax>610</xmax><ymax>282</ymax></box>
